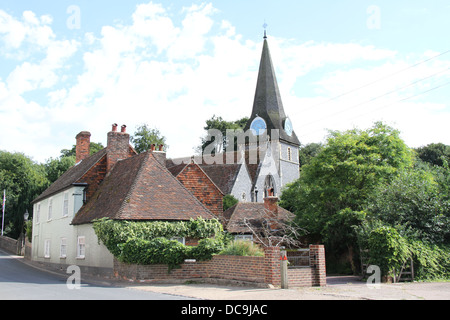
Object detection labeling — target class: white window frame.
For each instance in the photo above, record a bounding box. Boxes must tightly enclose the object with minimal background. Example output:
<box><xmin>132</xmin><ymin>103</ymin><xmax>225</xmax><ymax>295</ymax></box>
<box><xmin>44</xmin><ymin>239</ymin><xmax>51</xmax><ymax>258</ymax></box>
<box><xmin>60</xmin><ymin>238</ymin><xmax>67</xmax><ymax>258</ymax></box>
<box><xmin>35</xmin><ymin>203</ymin><xmax>40</xmax><ymax>224</ymax></box>
<box><xmin>171</xmin><ymin>237</ymin><xmax>185</xmax><ymax>245</ymax></box>
<box><xmin>62</xmin><ymin>192</ymin><xmax>69</xmax><ymax>217</ymax></box>
<box><xmin>47</xmin><ymin>198</ymin><xmax>53</xmax><ymax>221</ymax></box>
<box><xmin>77</xmin><ymin>236</ymin><xmax>86</xmax><ymax>259</ymax></box>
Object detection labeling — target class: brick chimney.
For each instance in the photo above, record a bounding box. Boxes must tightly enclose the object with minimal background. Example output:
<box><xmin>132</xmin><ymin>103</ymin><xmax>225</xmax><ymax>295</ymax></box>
<box><xmin>75</xmin><ymin>131</ymin><xmax>91</xmax><ymax>163</ymax></box>
<box><xmin>264</xmin><ymin>196</ymin><xmax>279</xmax><ymax>229</ymax></box>
<box><xmin>107</xmin><ymin>123</ymin><xmax>131</xmax><ymax>172</ymax></box>
<box><xmin>264</xmin><ymin>196</ymin><xmax>279</xmax><ymax>215</ymax></box>
<box><xmin>150</xmin><ymin>144</ymin><xmax>167</xmax><ymax>167</ymax></box>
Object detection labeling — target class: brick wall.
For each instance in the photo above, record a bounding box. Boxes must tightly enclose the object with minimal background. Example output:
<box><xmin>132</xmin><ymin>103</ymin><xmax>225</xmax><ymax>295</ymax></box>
<box><xmin>114</xmin><ymin>245</ymin><xmax>326</xmax><ymax>287</ymax></box>
<box><xmin>176</xmin><ymin>163</ymin><xmax>223</xmax><ymax>217</ymax></box>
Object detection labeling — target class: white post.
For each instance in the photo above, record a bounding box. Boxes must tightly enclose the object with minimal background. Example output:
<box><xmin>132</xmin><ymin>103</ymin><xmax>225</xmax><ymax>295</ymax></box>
<box><xmin>1</xmin><ymin>190</ymin><xmax>5</xmax><ymax>236</ymax></box>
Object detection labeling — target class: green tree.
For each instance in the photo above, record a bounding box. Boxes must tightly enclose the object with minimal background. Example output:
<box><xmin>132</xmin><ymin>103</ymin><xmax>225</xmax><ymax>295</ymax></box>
<box><xmin>367</xmin><ymin>168</ymin><xmax>450</xmax><ymax>244</ymax></box>
<box><xmin>280</xmin><ymin>122</ymin><xmax>414</xmax><ymax>270</ymax></box>
<box><xmin>44</xmin><ymin>156</ymin><xmax>76</xmax><ymax>183</ymax></box>
<box><xmin>298</xmin><ymin>143</ymin><xmax>323</xmax><ymax>167</ymax></box>
<box><xmin>197</xmin><ymin>115</ymin><xmax>249</xmax><ymax>154</ymax></box>
<box><xmin>0</xmin><ymin>151</ymin><xmax>49</xmax><ymax>238</ymax></box>
<box><xmin>60</xmin><ymin>142</ymin><xmax>104</xmax><ymax>158</ymax></box>
<box><xmin>131</xmin><ymin>124</ymin><xmax>168</xmax><ymax>154</ymax></box>
<box><xmin>415</xmin><ymin>143</ymin><xmax>450</xmax><ymax>167</ymax></box>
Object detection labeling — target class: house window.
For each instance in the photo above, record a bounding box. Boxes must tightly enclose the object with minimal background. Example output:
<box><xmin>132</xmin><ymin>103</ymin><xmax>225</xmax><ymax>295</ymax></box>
<box><xmin>77</xmin><ymin>236</ymin><xmax>85</xmax><ymax>259</ymax></box>
<box><xmin>44</xmin><ymin>239</ymin><xmax>51</xmax><ymax>258</ymax></box>
<box><xmin>48</xmin><ymin>198</ymin><xmax>53</xmax><ymax>220</ymax></box>
<box><xmin>60</xmin><ymin>238</ymin><xmax>67</xmax><ymax>258</ymax></box>
<box><xmin>62</xmin><ymin>192</ymin><xmax>69</xmax><ymax>217</ymax></box>
<box><xmin>287</xmin><ymin>147</ymin><xmax>292</xmax><ymax>161</ymax></box>
<box><xmin>35</xmin><ymin>203</ymin><xmax>40</xmax><ymax>224</ymax></box>
<box><xmin>171</xmin><ymin>237</ymin><xmax>186</xmax><ymax>245</ymax></box>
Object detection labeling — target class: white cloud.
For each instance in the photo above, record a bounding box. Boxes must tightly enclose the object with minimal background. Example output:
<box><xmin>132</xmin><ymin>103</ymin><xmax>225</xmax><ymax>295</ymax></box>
<box><xmin>1</xmin><ymin>2</ymin><xmax>449</xmax><ymax>164</ymax></box>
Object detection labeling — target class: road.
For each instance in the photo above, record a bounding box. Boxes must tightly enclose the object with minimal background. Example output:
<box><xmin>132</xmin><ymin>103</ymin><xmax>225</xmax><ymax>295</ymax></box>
<box><xmin>0</xmin><ymin>250</ymin><xmax>192</xmax><ymax>300</ymax></box>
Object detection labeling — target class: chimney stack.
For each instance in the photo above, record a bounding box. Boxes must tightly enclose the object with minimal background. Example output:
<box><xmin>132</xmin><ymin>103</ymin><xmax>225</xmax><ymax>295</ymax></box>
<box><xmin>107</xmin><ymin>123</ymin><xmax>131</xmax><ymax>172</ymax></box>
<box><xmin>150</xmin><ymin>144</ymin><xmax>166</xmax><ymax>166</ymax></box>
<box><xmin>75</xmin><ymin>131</ymin><xmax>91</xmax><ymax>163</ymax></box>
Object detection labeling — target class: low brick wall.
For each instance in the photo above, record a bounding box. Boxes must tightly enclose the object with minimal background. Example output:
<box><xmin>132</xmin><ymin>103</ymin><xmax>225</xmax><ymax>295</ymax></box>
<box><xmin>114</xmin><ymin>245</ymin><xmax>326</xmax><ymax>287</ymax></box>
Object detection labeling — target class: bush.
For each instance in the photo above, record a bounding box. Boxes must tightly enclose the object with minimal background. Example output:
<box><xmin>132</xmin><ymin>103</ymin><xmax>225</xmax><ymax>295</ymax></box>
<box><xmin>93</xmin><ymin>218</ymin><xmax>225</xmax><ymax>268</ymax></box>
<box><xmin>408</xmin><ymin>239</ymin><xmax>450</xmax><ymax>281</ymax></box>
<box><xmin>367</xmin><ymin>226</ymin><xmax>410</xmax><ymax>278</ymax></box>
<box><xmin>219</xmin><ymin>240</ymin><xmax>264</xmax><ymax>257</ymax></box>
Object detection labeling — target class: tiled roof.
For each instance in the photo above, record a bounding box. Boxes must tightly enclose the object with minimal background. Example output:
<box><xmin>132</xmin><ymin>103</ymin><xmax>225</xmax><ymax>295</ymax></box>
<box><xmin>32</xmin><ymin>149</ymin><xmax>107</xmax><ymax>203</ymax></box>
<box><xmin>71</xmin><ymin>151</ymin><xmax>215</xmax><ymax>225</ymax></box>
<box><xmin>222</xmin><ymin>202</ymin><xmax>294</xmax><ymax>234</ymax></box>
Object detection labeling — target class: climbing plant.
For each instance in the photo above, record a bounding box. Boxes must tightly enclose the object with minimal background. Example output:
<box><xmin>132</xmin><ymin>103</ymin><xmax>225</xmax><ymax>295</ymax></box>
<box><xmin>92</xmin><ymin>218</ymin><xmax>226</xmax><ymax>269</ymax></box>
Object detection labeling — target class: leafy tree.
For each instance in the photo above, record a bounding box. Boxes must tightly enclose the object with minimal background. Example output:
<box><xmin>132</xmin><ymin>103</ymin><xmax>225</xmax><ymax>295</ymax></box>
<box><xmin>60</xmin><ymin>142</ymin><xmax>104</xmax><ymax>158</ymax></box>
<box><xmin>223</xmin><ymin>194</ymin><xmax>238</xmax><ymax>211</ymax></box>
<box><xmin>197</xmin><ymin>115</ymin><xmax>249</xmax><ymax>154</ymax></box>
<box><xmin>415</xmin><ymin>143</ymin><xmax>450</xmax><ymax>167</ymax></box>
<box><xmin>367</xmin><ymin>168</ymin><xmax>450</xmax><ymax>244</ymax></box>
<box><xmin>280</xmin><ymin>122</ymin><xmax>414</xmax><ymax>271</ymax></box>
<box><xmin>131</xmin><ymin>124</ymin><xmax>168</xmax><ymax>154</ymax></box>
<box><xmin>44</xmin><ymin>156</ymin><xmax>76</xmax><ymax>183</ymax></box>
<box><xmin>0</xmin><ymin>151</ymin><xmax>49</xmax><ymax>238</ymax></box>
<box><xmin>298</xmin><ymin>143</ymin><xmax>323</xmax><ymax>167</ymax></box>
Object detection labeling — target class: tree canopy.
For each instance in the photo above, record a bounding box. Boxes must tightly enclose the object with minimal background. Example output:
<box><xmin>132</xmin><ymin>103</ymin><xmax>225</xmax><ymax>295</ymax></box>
<box><xmin>130</xmin><ymin>124</ymin><xmax>168</xmax><ymax>154</ymax></box>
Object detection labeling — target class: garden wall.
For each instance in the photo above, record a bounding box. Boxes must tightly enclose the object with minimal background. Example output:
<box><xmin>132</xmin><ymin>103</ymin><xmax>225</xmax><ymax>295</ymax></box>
<box><xmin>114</xmin><ymin>245</ymin><xmax>326</xmax><ymax>288</ymax></box>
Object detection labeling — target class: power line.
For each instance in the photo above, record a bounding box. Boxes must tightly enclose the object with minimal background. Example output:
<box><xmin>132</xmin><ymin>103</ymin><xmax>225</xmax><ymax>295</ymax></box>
<box><xmin>298</xmin><ymin>66</ymin><xmax>450</xmax><ymax>128</ymax></box>
<box><xmin>298</xmin><ymin>78</ymin><xmax>450</xmax><ymax>140</ymax></box>
<box><xmin>291</xmin><ymin>49</ymin><xmax>450</xmax><ymax>116</ymax></box>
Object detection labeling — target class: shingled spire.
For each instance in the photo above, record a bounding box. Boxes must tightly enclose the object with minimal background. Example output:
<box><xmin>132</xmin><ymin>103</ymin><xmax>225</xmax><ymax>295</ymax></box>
<box><xmin>244</xmin><ymin>34</ymin><xmax>300</xmax><ymax>146</ymax></box>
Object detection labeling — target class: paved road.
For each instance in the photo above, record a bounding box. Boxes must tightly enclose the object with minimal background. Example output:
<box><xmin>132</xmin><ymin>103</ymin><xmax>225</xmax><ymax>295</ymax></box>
<box><xmin>0</xmin><ymin>250</ymin><xmax>192</xmax><ymax>300</ymax></box>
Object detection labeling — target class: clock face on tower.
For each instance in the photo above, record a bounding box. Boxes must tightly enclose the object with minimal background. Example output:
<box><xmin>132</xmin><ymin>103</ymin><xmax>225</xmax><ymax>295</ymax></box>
<box><xmin>284</xmin><ymin>117</ymin><xmax>293</xmax><ymax>136</ymax></box>
<box><xmin>250</xmin><ymin>117</ymin><xmax>267</xmax><ymax>136</ymax></box>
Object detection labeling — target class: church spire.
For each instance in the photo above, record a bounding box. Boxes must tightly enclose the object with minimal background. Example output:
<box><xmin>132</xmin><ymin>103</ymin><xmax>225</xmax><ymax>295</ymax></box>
<box><xmin>244</xmin><ymin>35</ymin><xmax>300</xmax><ymax>146</ymax></box>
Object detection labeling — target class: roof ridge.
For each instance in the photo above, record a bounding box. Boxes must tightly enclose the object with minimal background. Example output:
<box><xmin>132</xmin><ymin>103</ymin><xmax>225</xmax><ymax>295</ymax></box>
<box><xmin>148</xmin><ymin>152</ymin><xmax>215</xmax><ymax>219</ymax></box>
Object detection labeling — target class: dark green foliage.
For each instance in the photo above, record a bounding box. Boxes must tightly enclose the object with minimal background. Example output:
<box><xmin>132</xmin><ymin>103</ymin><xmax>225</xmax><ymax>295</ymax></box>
<box><xmin>93</xmin><ymin>218</ymin><xmax>225</xmax><ymax>269</ymax></box>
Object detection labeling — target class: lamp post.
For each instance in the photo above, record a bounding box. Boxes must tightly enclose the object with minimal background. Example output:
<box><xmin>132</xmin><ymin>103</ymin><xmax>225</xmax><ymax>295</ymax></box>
<box><xmin>21</xmin><ymin>210</ymin><xmax>29</xmax><ymax>252</ymax></box>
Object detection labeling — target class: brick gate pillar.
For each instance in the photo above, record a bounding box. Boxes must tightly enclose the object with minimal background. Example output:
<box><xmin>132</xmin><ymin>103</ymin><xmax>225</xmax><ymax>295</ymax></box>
<box><xmin>264</xmin><ymin>246</ymin><xmax>281</xmax><ymax>287</ymax></box>
<box><xmin>309</xmin><ymin>245</ymin><xmax>326</xmax><ymax>286</ymax></box>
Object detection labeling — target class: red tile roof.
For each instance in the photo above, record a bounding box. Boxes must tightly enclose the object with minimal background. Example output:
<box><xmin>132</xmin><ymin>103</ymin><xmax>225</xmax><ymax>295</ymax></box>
<box><xmin>72</xmin><ymin>151</ymin><xmax>215</xmax><ymax>225</ymax></box>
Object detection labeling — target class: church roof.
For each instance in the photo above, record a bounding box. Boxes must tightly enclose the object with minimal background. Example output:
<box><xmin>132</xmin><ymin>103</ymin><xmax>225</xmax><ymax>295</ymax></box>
<box><xmin>244</xmin><ymin>37</ymin><xmax>300</xmax><ymax>146</ymax></box>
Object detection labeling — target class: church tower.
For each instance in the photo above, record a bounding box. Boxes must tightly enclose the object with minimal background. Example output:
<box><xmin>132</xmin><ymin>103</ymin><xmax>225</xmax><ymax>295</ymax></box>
<box><xmin>243</xmin><ymin>33</ymin><xmax>300</xmax><ymax>201</ymax></box>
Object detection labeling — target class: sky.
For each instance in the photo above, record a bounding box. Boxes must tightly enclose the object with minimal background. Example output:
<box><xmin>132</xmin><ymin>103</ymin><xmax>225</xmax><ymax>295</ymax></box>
<box><xmin>1</xmin><ymin>0</ymin><xmax>450</xmax><ymax>163</ymax></box>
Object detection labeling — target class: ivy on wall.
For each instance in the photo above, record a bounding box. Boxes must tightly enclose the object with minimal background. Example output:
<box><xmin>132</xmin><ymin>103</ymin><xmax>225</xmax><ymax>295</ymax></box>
<box><xmin>92</xmin><ymin>218</ymin><xmax>226</xmax><ymax>270</ymax></box>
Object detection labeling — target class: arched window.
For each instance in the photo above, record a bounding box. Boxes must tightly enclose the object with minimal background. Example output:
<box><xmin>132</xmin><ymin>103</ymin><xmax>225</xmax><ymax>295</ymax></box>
<box><xmin>264</xmin><ymin>175</ymin><xmax>276</xmax><ymax>198</ymax></box>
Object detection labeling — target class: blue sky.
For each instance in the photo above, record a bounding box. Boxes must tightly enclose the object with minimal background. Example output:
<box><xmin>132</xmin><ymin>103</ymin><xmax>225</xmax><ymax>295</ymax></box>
<box><xmin>1</xmin><ymin>1</ymin><xmax>450</xmax><ymax>162</ymax></box>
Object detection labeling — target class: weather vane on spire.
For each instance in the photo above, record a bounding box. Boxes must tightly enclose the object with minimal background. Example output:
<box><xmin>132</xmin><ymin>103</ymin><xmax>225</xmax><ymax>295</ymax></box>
<box><xmin>263</xmin><ymin>21</ymin><xmax>268</xmax><ymax>39</ymax></box>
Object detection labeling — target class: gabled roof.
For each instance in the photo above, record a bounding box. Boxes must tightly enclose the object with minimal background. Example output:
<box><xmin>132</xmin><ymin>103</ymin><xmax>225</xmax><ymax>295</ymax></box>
<box><xmin>32</xmin><ymin>149</ymin><xmax>107</xmax><ymax>203</ymax></box>
<box><xmin>244</xmin><ymin>37</ymin><xmax>300</xmax><ymax>146</ymax></box>
<box><xmin>71</xmin><ymin>151</ymin><xmax>215</xmax><ymax>225</ymax></box>
<box><xmin>222</xmin><ymin>202</ymin><xmax>294</xmax><ymax>234</ymax></box>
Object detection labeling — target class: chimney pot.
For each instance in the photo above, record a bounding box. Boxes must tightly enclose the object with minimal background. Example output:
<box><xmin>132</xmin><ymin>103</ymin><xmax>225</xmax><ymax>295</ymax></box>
<box><xmin>150</xmin><ymin>144</ymin><xmax>155</xmax><ymax>151</ymax></box>
<box><xmin>158</xmin><ymin>144</ymin><xmax>163</xmax><ymax>151</ymax></box>
<box><xmin>112</xmin><ymin>123</ymin><xmax>118</xmax><ymax>132</ymax></box>
<box><xmin>121</xmin><ymin>125</ymin><xmax>126</xmax><ymax>133</ymax></box>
